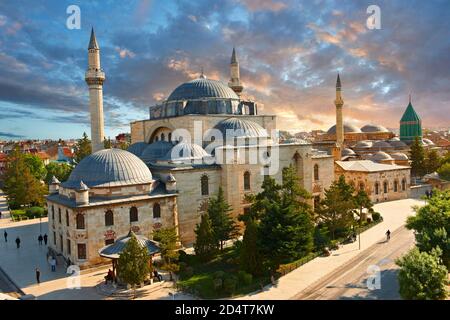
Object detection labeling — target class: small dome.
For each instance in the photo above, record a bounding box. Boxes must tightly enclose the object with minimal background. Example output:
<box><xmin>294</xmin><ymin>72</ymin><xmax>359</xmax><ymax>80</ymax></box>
<box><xmin>127</xmin><ymin>142</ymin><xmax>148</xmax><ymax>157</ymax></box>
<box><xmin>213</xmin><ymin>117</ymin><xmax>268</xmax><ymax>140</ymax></box>
<box><xmin>391</xmin><ymin>152</ymin><xmax>409</xmax><ymax>160</ymax></box>
<box><xmin>370</xmin><ymin>151</ymin><xmax>394</xmax><ymax>162</ymax></box>
<box><xmin>361</xmin><ymin>124</ymin><xmax>389</xmax><ymax>133</ymax></box>
<box><xmin>327</xmin><ymin>123</ymin><xmax>362</xmax><ymax>134</ymax></box>
<box><xmin>140</xmin><ymin>141</ymin><xmax>173</xmax><ymax>163</ymax></box>
<box><xmin>422</xmin><ymin>138</ymin><xmax>435</xmax><ymax>146</ymax></box>
<box><xmin>64</xmin><ymin>149</ymin><xmax>152</xmax><ymax>188</ymax></box>
<box><xmin>342</xmin><ymin>148</ymin><xmax>356</xmax><ymax>156</ymax></box>
<box><xmin>372</xmin><ymin>140</ymin><xmax>392</xmax><ymax>149</ymax></box>
<box><xmin>167</xmin><ymin>78</ymin><xmax>239</xmax><ymax>101</ymax></box>
<box><xmin>389</xmin><ymin>139</ymin><xmax>408</xmax><ymax>148</ymax></box>
<box><xmin>389</xmin><ymin>137</ymin><xmax>400</xmax><ymax>141</ymax></box>
<box><xmin>164</xmin><ymin>142</ymin><xmax>210</xmax><ymax>161</ymax></box>
<box><xmin>354</xmin><ymin>140</ymin><xmax>373</xmax><ymax>148</ymax></box>
<box><xmin>281</xmin><ymin>138</ymin><xmax>309</xmax><ymax>145</ymax></box>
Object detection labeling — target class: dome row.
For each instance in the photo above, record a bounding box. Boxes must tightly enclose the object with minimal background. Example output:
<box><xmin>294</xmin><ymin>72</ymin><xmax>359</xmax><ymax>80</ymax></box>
<box><xmin>327</xmin><ymin>122</ymin><xmax>389</xmax><ymax>134</ymax></box>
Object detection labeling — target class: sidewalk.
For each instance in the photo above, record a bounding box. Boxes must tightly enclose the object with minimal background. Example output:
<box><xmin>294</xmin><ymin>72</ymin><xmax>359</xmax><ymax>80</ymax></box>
<box><xmin>236</xmin><ymin>198</ymin><xmax>424</xmax><ymax>300</ymax></box>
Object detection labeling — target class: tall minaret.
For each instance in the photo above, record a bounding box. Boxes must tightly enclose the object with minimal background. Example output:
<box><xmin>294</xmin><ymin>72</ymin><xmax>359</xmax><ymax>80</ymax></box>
<box><xmin>335</xmin><ymin>73</ymin><xmax>344</xmax><ymax>149</ymax></box>
<box><xmin>228</xmin><ymin>47</ymin><xmax>243</xmax><ymax>96</ymax></box>
<box><xmin>85</xmin><ymin>28</ymin><xmax>105</xmax><ymax>153</ymax></box>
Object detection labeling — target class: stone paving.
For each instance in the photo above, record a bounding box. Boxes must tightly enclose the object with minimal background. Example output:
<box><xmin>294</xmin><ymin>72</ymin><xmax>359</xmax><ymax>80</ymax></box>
<box><xmin>236</xmin><ymin>198</ymin><xmax>424</xmax><ymax>300</ymax></box>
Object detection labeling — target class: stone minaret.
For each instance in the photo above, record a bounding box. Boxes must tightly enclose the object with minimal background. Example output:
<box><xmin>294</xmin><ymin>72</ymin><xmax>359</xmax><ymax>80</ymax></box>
<box><xmin>85</xmin><ymin>28</ymin><xmax>105</xmax><ymax>153</ymax></box>
<box><xmin>228</xmin><ymin>47</ymin><xmax>243</xmax><ymax>96</ymax></box>
<box><xmin>335</xmin><ymin>73</ymin><xmax>344</xmax><ymax>149</ymax></box>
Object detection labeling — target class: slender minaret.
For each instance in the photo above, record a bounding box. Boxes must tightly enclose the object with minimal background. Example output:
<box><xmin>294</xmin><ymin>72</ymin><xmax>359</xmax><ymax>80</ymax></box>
<box><xmin>85</xmin><ymin>27</ymin><xmax>105</xmax><ymax>153</ymax></box>
<box><xmin>228</xmin><ymin>47</ymin><xmax>243</xmax><ymax>96</ymax></box>
<box><xmin>335</xmin><ymin>73</ymin><xmax>344</xmax><ymax>149</ymax></box>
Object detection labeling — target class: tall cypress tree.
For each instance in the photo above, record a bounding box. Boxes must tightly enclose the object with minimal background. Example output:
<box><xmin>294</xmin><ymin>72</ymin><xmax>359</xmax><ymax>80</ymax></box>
<box><xmin>74</xmin><ymin>132</ymin><xmax>92</xmax><ymax>163</ymax></box>
<box><xmin>410</xmin><ymin>136</ymin><xmax>426</xmax><ymax>178</ymax></box>
<box><xmin>194</xmin><ymin>214</ymin><xmax>218</xmax><ymax>261</ymax></box>
<box><xmin>240</xmin><ymin>219</ymin><xmax>262</xmax><ymax>276</ymax></box>
<box><xmin>207</xmin><ymin>187</ymin><xmax>238</xmax><ymax>250</ymax></box>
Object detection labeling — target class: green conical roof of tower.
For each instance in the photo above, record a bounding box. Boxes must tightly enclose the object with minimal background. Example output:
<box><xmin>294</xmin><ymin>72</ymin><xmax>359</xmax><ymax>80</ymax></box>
<box><xmin>400</xmin><ymin>102</ymin><xmax>421</xmax><ymax>122</ymax></box>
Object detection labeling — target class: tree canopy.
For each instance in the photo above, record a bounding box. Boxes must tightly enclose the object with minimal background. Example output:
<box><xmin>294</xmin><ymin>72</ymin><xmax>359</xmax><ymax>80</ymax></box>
<box><xmin>74</xmin><ymin>132</ymin><xmax>92</xmax><ymax>163</ymax></box>
<box><xmin>45</xmin><ymin>162</ymin><xmax>73</xmax><ymax>184</ymax></box>
<box><xmin>153</xmin><ymin>227</ymin><xmax>179</xmax><ymax>280</ymax></box>
<box><xmin>194</xmin><ymin>214</ymin><xmax>218</xmax><ymax>261</ymax></box>
<box><xmin>410</xmin><ymin>136</ymin><xmax>426</xmax><ymax>178</ymax></box>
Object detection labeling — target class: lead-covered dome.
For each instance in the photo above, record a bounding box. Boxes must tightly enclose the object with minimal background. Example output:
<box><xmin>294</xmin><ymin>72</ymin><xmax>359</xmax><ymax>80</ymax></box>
<box><xmin>370</xmin><ymin>151</ymin><xmax>394</xmax><ymax>162</ymax></box>
<box><xmin>164</xmin><ymin>142</ymin><xmax>210</xmax><ymax>161</ymax></box>
<box><xmin>213</xmin><ymin>118</ymin><xmax>268</xmax><ymax>139</ymax></box>
<box><xmin>167</xmin><ymin>78</ymin><xmax>239</xmax><ymax>101</ymax></box>
<box><xmin>140</xmin><ymin>141</ymin><xmax>174</xmax><ymax>164</ymax></box>
<box><xmin>361</xmin><ymin>124</ymin><xmax>389</xmax><ymax>133</ymax></box>
<box><xmin>63</xmin><ymin>149</ymin><xmax>152</xmax><ymax>188</ymax></box>
<box><xmin>327</xmin><ymin>123</ymin><xmax>362</xmax><ymax>134</ymax></box>
<box><xmin>127</xmin><ymin>142</ymin><xmax>148</xmax><ymax>157</ymax></box>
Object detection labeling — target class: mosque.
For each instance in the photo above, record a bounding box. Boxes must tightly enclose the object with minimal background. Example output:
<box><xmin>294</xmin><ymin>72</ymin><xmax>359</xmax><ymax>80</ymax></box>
<box><xmin>46</xmin><ymin>29</ymin><xmax>335</xmax><ymax>268</ymax></box>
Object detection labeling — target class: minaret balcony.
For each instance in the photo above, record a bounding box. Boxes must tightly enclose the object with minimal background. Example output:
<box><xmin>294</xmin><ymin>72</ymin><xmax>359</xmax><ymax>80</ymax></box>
<box><xmin>85</xmin><ymin>70</ymin><xmax>106</xmax><ymax>82</ymax></box>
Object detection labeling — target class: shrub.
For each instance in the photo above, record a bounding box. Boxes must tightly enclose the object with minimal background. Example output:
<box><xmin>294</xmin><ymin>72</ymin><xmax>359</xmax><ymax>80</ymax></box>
<box><xmin>213</xmin><ymin>271</ymin><xmax>225</xmax><ymax>280</ymax></box>
<box><xmin>25</xmin><ymin>206</ymin><xmax>45</xmax><ymax>219</ymax></box>
<box><xmin>238</xmin><ymin>271</ymin><xmax>253</xmax><ymax>286</ymax></box>
<box><xmin>313</xmin><ymin>227</ymin><xmax>330</xmax><ymax>251</ymax></box>
<box><xmin>371</xmin><ymin>212</ymin><xmax>381</xmax><ymax>222</ymax></box>
<box><xmin>178</xmin><ymin>250</ymin><xmax>188</xmax><ymax>263</ymax></box>
<box><xmin>366</xmin><ymin>217</ymin><xmax>372</xmax><ymax>224</ymax></box>
<box><xmin>183</xmin><ymin>266</ymin><xmax>194</xmax><ymax>279</ymax></box>
<box><xmin>223</xmin><ymin>276</ymin><xmax>238</xmax><ymax>294</ymax></box>
<box><xmin>328</xmin><ymin>240</ymin><xmax>339</xmax><ymax>250</ymax></box>
<box><xmin>213</xmin><ymin>278</ymin><xmax>223</xmax><ymax>291</ymax></box>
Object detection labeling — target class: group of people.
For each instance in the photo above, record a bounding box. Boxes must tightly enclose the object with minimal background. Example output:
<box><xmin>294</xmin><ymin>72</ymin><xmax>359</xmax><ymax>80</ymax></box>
<box><xmin>38</xmin><ymin>234</ymin><xmax>48</xmax><ymax>246</ymax></box>
<box><xmin>3</xmin><ymin>230</ymin><xmax>48</xmax><ymax>248</ymax></box>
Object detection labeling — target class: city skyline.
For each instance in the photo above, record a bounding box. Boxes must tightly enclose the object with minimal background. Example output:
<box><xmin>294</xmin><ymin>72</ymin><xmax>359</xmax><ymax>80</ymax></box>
<box><xmin>0</xmin><ymin>0</ymin><xmax>450</xmax><ymax>140</ymax></box>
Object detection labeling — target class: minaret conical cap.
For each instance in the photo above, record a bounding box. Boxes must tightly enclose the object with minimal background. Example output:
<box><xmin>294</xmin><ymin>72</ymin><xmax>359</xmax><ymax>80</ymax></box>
<box><xmin>336</xmin><ymin>73</ymin><xmax>341</xmax><ymax>89</ymax></box>
<box><xmin>88</xmin><ymin>27</ymin><xmax>99</xmax><ymax>50</ymax></box>
<box><xmin>231</xmin><ymin>47</ymin><xmax>238</xmax><ymax>64</ymax></box>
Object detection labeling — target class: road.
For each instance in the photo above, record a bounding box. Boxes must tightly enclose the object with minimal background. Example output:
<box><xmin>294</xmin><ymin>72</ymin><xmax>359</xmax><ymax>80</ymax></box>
<box><xmin>293</xmin><ymin>226</ymin><xmax>415</xmax><ymax>300</ymax></box>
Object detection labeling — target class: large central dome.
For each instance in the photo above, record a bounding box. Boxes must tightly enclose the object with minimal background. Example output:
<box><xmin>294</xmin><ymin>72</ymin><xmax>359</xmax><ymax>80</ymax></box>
<box><xmin>167</xmin><ymin>77</ymin><xmax>239</xmax><ymax>101</ymax></box>
<box><xmin>63</xmin><ymin>149</ymin><xmax>152</xmax><ymax>188</ymax></box>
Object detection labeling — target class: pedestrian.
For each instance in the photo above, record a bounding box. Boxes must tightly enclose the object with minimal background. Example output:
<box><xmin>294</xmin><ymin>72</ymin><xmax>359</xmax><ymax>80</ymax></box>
<box><xmin>38</xmin><ymin>234</ymin><xmax>43</xmax><ymax>245</ymax></box>
<box><xmin>43</xmin><ymin>234</ymin><xmax>48</xmax><ymax>246</ymax></box>
<box><xmin>35</xmin><ymin>268</ymin><xmax>41</xmax><ymax>285</ymax></box>
<box><xmin>51</xmin><ymin>257</ymin><xmax>56</xmax><ymax>272</ymax></box>
<box><xmin>385</xmin><ymin>229</ymin><xmax>391</xmax><ymax>242</ymax></box>
<box><xmin>3</xmin><ymin>230</ymin><xmax>7</xmax><ymax>242</ymax></box>
<box><xmin>0</xmin><ymin>211</ymin><xmax>2</xmax><ymax>219</ymax></box>
<box><xmin>15</xmin><ymin>236</ymin><xmax>21</xmax><ymax>248</ymax></box>
<box><xmin>425</xmin><ymin>190</ymin><xmax>430</xmax><ymax>198</ymax></box>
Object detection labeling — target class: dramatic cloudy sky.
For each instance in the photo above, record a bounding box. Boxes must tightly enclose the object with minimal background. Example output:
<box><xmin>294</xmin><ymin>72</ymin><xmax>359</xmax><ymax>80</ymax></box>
<box><xmin>0</xmin><ymin>0</ymin><xmax>449</xmax><ymax>140</ymax></box>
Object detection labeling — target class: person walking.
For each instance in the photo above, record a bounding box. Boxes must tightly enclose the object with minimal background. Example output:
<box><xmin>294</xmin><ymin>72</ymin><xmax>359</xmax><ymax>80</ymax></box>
<box><xmin>38</xmin><ymin>234</ymin><xmax>43</xmax><ymax>245</ymax></box>
<box><xmin>43</xmin><ymin>234</ymin><xmax>48</xmax><ymax>246</ymax></box>
<box><xmin>15</xmin><ymin>236</ymin><xmax>21</xmax><ymax>248</ymax></box>
<box><xmin>35</xmin><ymin>268</ymin><xmax>41</xmax><ymax>285</ymax></box>
<box><xmin>3</xmin><ymin>230</ymin><xmax>7</xmax><ymax>242</ymax></box>
<box><xmin>385</xmin><ymin>229</ymin><xmax>391</xmax><ymax>242</ymax></box>
<box><xmin>50</xmin><ymin>257</ymin><xmax>56</xmax><ymax>272</ymax></box>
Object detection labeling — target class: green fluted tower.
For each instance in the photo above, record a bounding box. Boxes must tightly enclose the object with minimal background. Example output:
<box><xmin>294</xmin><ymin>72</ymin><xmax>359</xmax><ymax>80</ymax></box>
<box><xmin>399</xmin><ymin>96</ymin><xmax>422</xmax><ymax>144</ymax></box>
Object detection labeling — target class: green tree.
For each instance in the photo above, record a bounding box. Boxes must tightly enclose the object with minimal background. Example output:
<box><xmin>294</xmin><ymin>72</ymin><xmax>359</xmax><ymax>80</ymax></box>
<box><xmin>410</xmin><ymin>136</ymin><xmax>426</xmax><ymax>178</ymax></box>
<box><xmin>239</xmin><ymin>219</ymin><xmax>263</xmax><ymax>276</ymax></box>
<box><xmin>153</xmin><ymin>227</ymin><xmax>179</xmax><ymax>281</ymax></box>
<box><xmin>3</xmin><ymin>148</ymin><xmax>47</xmax><ymax>209</ymax></box>
<box><xmin>316</xmin><ymin>175</ymin><xmax>356</xmax><ymax>239</ymax></box>
<box><xmin>194</xmin><ymin>214</ymin><xmax>218</xmax><ymax>261</ymax></box>
<box><xmin>256</xmin><ymin>169</ymin><xmax>314</xmax><ymax>271</ymax></box>
<box><xmin>354</xmin><ymin>189</ymin><xmax>373</xmax><ymax>223</ymax></box>
<box><xmin>424</xmin><ymin>149</ymin><xmax>442</xmax><ymax>174</ymax></box>
<box><xmin>45</xmin><ymin>162</ymin><xmax>73</xmax><ymax>184</ymax></box>
<box><xmin>116</xmin><ymin>232</ymin><xmax>151</xmax><ymax>298</ymax></box>
<box><xmin>104</xmin><ymin>137</ymin><xmax>112</xmax><ymax>149</ymax></box>
<box><xmin>207</xmin><ymin>187</ymin><xmax>238</xmax><ymax>250</ymax></box>
<box><xmin>24</xmin><ymin>154</ymin><xmax>47</xmax><ymax>180</ymax></box>
<box><xmin>406</xmin><ymin>190</ymin><xmax>450</xmax><ymax>267</ymax></box>
<box><xmin>437</xmin><ymin>162</ymin><xmax>450</xmax><ymax>181</ymax></box>
<box><xmin>396</xmin><ymin>247</ymin><xmax>448</xmax><ymax>300</ymax></box>
<box><xmin>74</xmin><ymin>132</ymin><xmax>92</xmax><ymax>163</ymax></box>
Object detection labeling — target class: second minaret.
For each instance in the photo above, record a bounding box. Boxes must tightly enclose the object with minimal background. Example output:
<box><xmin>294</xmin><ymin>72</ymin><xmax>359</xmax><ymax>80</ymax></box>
<box><xmin>85</xmin><ymin>28</ymin><xmax>106</xmax><ymax>153</ymax></box>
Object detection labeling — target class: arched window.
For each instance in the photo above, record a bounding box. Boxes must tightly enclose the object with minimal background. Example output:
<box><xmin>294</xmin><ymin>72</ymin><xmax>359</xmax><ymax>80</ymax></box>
<box><xmin>394</xmin><ymin>180</ymin><xmax>398</xmax><ymax>192</ymax></box>
<box><xmin>402</xmin><ymin>178</ymin><xmax>406</xmax><ymax>191</ymax></box>
<box><xmin>130</xmin><ymin>206</ymin><xmax>138</xmax><ymax>222</ymax></box>
<box><xmin>383</xmin><ymin>181</ymin><xmax>388</xmax><ymax>193</ymax></box>
<box><xmin>359</xmin><ymin>182</ymin><xmax>365</xmax><ymax>191</ymax></box>
<box><xmin>153</xmin><ymin>203</ymin><xmax>161</xmax><ymax>218</ymax></box>
<box><xmin>244</xmin><ymin>171</ymin><xmax>251</xmax><ymax>190</ymax></box>
<box><xmin>58</xmin><ymin>208</ymin><xmax>62</xmax><ymax>223</ymax></box>
<box><xmin>66</xmin><ymin>210</ymin><xmax>69</xmax><ymax>227</ymax></box>
<box><xmin>314</xmin><ymin>164</ymin><xmax>319</xmax><ymax>181</ymax></box>
<box><xmin>201</xmin><ymin>175</ymin><xmax>209</xmax><ymax>196</ymax></box>
<box><xmin>155</xmin><ymin>136</ymin><xmax>159</xmax><ymax>142</ymax></box>
<box><xmin>168</xmin><ymin>132</ymin><xmax>172</xmax><ymax>142</ymax></box>
<box><xmin>52</xmin><ymin>205</ymin><xmax>55</xmax><ymax>220</ymax></box>
<box><xmin>161</xmin><ymin>133</ymin><xmax>165</xmax><ymax>141</ymax></box>
<box><xmin>105</xmin><ymin>210</ymin><xmax>114</xmax><ymax>226</ymax></box>
<box><xmin>76</xmin><ymin>214</ymin><xmax>85</xmax><ymax>230</ymax></box>
<box><xmin>375</xmin><ymin>182</ymin><xmax>379</xmax><ymax>195</ymax></box>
